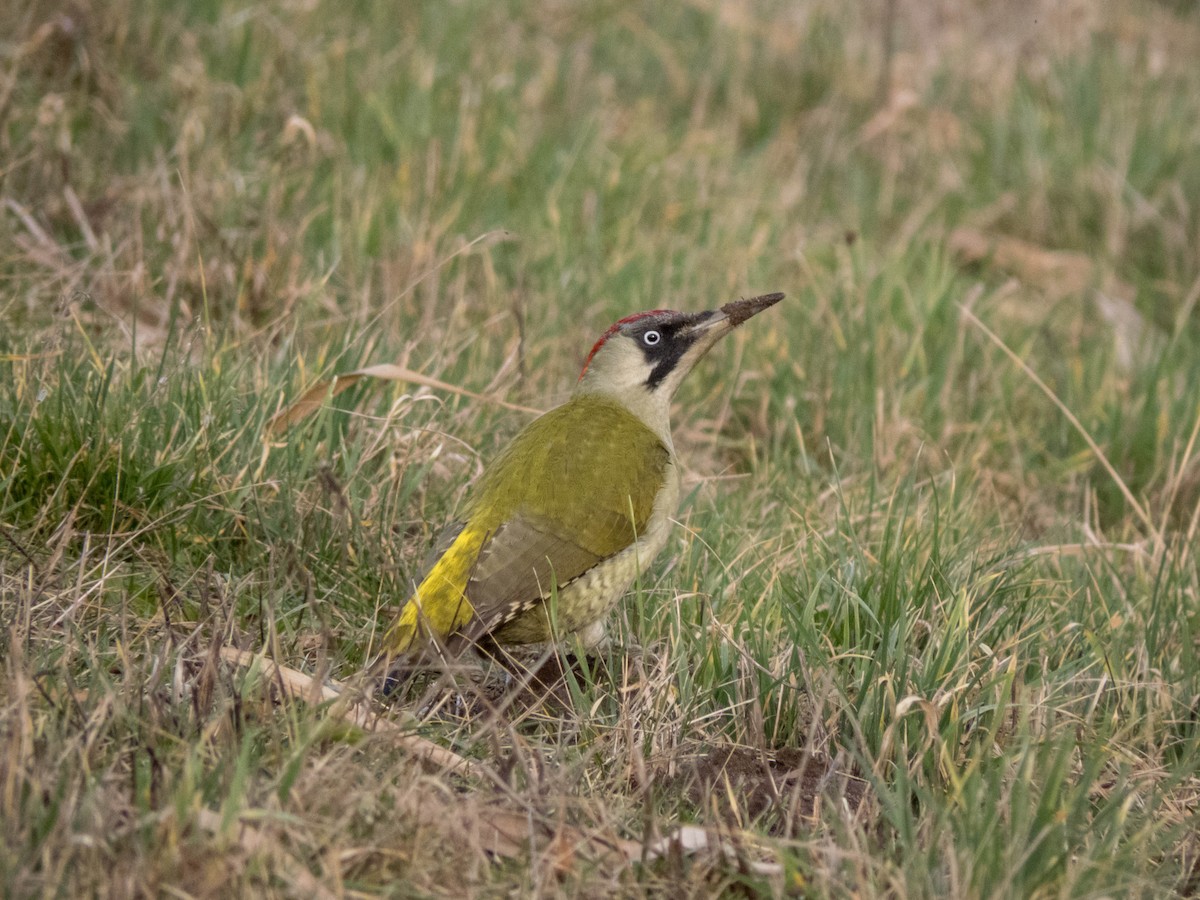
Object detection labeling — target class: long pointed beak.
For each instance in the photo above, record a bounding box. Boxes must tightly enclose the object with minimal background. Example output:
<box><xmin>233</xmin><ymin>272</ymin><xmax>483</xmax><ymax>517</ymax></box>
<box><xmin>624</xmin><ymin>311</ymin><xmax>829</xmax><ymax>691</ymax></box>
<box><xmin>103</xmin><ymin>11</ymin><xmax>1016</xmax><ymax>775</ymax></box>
<box><xmin>688</xmin><ymin>291</ymin><xmax>785</xmax><ymax>348</ymax></box>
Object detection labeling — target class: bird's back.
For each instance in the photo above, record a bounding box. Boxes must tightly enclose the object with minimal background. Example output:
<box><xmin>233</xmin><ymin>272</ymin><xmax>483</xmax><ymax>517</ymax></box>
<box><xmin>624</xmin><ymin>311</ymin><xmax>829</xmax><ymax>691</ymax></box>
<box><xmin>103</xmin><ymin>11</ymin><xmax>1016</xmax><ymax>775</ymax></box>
<box><xmin>380</xmin><ymin>395</ymin><xmax>670</xmax><ymax>654</ymax></box>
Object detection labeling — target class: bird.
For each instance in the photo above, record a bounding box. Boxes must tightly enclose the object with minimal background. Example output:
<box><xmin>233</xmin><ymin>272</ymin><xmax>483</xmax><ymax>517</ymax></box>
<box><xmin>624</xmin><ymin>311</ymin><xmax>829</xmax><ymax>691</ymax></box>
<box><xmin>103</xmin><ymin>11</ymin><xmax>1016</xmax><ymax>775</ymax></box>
<box><xmin>374</xmin><ymin>291</ymin><xmax>783</xmax><ymax>673</ymax></box>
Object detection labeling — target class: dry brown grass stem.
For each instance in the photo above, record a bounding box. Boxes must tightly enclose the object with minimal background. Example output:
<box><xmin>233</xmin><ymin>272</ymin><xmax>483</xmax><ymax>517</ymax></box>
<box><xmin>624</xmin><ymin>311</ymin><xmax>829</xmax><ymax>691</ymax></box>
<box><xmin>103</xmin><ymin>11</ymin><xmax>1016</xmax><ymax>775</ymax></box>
<box><xmin>960</xmin><ymin>304</ymin><xmax>1162</xmax><ymax>551</ymax></box>
<box><xmin>266</xmin><ymin>363</ymin><xmax>543</xmax><ymax>436</ymax></box>
<box><xmin>217</xmin><ymin>646</ymin><xmax>477</xmax><ymax>777</ymax></box>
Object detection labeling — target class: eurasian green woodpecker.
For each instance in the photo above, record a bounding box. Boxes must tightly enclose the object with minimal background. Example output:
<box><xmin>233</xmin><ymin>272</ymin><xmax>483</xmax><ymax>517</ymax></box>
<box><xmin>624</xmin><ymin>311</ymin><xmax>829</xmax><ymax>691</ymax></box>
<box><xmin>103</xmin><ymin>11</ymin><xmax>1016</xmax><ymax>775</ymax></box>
<box><xmin>377</xmin><ymin>291</ymin><xmax>783</xmax><ymax>667</ymax></box>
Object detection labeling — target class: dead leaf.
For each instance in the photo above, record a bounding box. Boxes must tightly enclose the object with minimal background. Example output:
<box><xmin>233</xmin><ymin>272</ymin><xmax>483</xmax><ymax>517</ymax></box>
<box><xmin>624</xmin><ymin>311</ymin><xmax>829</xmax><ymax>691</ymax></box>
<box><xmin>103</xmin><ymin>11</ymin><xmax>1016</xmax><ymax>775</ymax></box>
<box><xmin>948</xmin><ymin>227</ymin><xmax>1106</xmax><ymax>298</ymax></box>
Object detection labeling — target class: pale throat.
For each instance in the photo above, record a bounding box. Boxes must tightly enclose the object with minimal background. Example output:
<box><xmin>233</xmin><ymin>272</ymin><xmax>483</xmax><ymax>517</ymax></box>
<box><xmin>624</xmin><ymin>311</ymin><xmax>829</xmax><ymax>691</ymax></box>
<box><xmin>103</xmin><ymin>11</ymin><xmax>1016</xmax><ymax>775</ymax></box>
<box><xmin>573</xmin><ymin>332</ymin><xmax>720</xmax><ymax>448</ymax></box>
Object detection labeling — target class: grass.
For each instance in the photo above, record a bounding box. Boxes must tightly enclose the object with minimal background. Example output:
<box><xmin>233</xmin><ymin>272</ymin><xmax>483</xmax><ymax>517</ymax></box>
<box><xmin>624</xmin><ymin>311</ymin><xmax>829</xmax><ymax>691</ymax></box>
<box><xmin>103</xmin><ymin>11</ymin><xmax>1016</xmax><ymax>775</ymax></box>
<box><xmin>2</xmin><ymin>0</ymin><xmax>1200</xmax><ymax>895</ymax></box>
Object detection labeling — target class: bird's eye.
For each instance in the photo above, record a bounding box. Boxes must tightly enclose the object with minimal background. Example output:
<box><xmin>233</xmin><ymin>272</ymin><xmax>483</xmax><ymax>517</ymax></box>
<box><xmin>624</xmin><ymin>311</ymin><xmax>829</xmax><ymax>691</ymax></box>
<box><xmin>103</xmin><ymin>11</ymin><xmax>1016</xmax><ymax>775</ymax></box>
<box><xmin>643</xmin><ymin>330</ymin><xmax>661</xmax><ymax>346</ymax></box>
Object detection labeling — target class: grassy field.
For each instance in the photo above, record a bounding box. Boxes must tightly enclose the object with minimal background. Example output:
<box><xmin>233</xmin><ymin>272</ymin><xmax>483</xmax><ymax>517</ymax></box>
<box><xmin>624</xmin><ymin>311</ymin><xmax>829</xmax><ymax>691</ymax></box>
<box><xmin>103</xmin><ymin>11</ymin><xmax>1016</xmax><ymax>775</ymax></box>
<box><xmin>3</xmin><ymin>0</ymin><xmax>1200</xmax><ymax>895</ymax></box>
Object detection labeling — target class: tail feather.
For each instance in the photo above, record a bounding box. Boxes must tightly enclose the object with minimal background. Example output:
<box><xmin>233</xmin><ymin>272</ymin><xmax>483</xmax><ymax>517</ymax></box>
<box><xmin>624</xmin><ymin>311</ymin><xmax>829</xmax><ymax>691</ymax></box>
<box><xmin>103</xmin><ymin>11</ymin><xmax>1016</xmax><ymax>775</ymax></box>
<box><xmin>374</xmin><ymin>525</ymin><xmax>486</xmax><ymax>675</ymax></box>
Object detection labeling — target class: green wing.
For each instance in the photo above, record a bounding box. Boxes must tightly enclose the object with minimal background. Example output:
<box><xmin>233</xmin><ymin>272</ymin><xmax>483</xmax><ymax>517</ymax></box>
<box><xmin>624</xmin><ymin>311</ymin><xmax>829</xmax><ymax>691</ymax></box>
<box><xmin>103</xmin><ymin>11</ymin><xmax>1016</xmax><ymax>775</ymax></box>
<box><xmin>461</xmin><ymin>395</ymin><xmax>669</xmax><ymax>634</ymax></box>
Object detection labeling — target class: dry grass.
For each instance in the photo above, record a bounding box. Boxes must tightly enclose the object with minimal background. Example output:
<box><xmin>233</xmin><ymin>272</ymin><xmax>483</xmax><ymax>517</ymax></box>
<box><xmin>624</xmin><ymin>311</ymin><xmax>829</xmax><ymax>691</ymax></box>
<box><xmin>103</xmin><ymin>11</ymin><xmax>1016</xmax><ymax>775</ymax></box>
<box><xmin>3</xmin><ymin>0</ymin><xmax>1200</xmax><ymax>896</ymax></box>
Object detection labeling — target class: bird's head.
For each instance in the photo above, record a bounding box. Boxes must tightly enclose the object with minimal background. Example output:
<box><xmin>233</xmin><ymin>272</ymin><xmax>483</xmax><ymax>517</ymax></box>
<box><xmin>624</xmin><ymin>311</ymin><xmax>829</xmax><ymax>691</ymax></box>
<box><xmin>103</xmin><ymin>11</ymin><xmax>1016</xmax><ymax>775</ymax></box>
<box><xmin>575</xmin><ymin>293</ymin><xmax>784</xmax><ymax>417</ymax></box>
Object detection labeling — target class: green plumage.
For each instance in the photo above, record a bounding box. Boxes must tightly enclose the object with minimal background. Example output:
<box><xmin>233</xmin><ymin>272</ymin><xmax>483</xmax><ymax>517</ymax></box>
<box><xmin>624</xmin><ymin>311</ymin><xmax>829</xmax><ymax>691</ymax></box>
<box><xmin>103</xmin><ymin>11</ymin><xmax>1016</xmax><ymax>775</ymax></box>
<box><xmin>383</xmin><ymin>393</ymin><xmax>670</xmax><ymax>651</ymax></box>
<box><xmin>377</xmin><ymin>292</ymin><xmax>783</xmax><ymax>661</ymax></box>
<box><xmin>469</xmin><ymin>395</ymin><xmax>668</xmax><ymax>556</ymax></box>
<box><xmin>462</xmin><ymin>393</ymin><xmax>670</xmax><ymax>638</ymax></box>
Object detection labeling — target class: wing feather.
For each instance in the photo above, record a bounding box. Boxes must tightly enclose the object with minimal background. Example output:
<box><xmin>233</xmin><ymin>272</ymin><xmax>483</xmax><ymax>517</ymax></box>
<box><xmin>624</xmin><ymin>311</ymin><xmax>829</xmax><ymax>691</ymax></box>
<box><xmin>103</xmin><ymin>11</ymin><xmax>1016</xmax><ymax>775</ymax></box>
<box><xmin>459</xmin><ymin>398</ymin><xmax>669</xmax><ymax>637</ymax></box>
<box><xmin>464</xmin><ymin>515</ymin><xmax>604</xmax><ymax>631</ymax></box>
<box><xmin>382</xmin><ymin>395</ymin><xmax>670</xmax><ymax>653</ymax></box>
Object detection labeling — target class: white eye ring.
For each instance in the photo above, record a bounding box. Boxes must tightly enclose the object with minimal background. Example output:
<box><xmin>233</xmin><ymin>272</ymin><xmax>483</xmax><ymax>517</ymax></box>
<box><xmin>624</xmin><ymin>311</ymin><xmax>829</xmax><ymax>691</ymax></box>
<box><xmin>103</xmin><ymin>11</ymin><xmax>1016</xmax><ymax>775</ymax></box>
<box><xmin>643</xmin><ymin>330</ymin><xmax>661</xmax><ymax>346</ymax></box>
